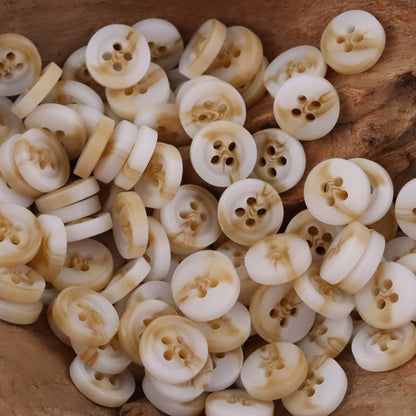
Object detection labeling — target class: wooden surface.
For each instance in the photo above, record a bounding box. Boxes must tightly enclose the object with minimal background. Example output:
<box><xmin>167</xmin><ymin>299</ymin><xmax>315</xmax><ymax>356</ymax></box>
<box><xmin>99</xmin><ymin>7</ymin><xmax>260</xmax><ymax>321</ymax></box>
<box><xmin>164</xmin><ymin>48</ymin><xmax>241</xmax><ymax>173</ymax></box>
<box><xmin>2</xmin><ymin>0</ymin><xmax>416</xmax><ymax>415</ymax></box>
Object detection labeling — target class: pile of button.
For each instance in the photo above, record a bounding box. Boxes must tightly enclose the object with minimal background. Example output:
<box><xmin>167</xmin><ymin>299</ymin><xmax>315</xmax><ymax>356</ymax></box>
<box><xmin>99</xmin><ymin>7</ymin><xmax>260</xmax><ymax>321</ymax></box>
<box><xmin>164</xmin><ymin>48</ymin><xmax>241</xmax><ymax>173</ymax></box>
<box><xmin>0</xmin><ymin>8</ymin><xmax>413</xmax><ymax>416</ymax></box>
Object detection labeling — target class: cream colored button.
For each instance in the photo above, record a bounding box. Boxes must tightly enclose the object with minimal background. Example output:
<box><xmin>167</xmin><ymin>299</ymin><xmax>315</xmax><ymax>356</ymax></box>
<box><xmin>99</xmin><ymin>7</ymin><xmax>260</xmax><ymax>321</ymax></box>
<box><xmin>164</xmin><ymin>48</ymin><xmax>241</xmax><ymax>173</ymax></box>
<box><xmin>355</xmin><ymin>261</ymin><xmax>416</xmax><ymax>329</ymax></box>
<box><xmin>179</xmin><ymin>18</ymin><xmax>226</xmax><ymax>78</ymax></box>
<box><xmin>24</xmin><ymin>103</ymin><xmax>88</xmax><ymax>160</ymax></box>
<box><xmin>68</xmin><ymin>103</ymin><xmax>103</xmax><ymax>135</ymax></box>
<box><xmin>352</xmin><ymin>321</ymin><xmax>416</xmax><ymax>372</ymax></box>
<box><xmin>245</xmin><ymin>233</ymin><xmax>312</xmax><ymax>285</ymax></box>
<box><xmin>285</xmin><ymin>209</ymin><xmax>342</xmax><ymax>263</ymax></box>
<box><xmin>206</xmin><ymin>348</ymin><xmax>243</xmax><ymax>392</ymax></box>
<box><xmin>0</xmin><ymin>202</ymin><xmax>41</xmax><ymax>268</ymax></box>
<box><xmin>194</xmin><ymin>302</ymin><xmax>251</xmax><ymax>353</ymax></box>
<box><xmin>273</xmin><ymin>74</ymin><xmax>339</xmax><ymax>141</ymax></box>
<box><xmin>160</xmin><ymin>184</ymin><xmax>221</xmax><ymax>255</ymax></box>
<box><xmin>35</xmin><ymin>177</ymin><xmax>100</xmax><ymax>213</ymax></box>
<box><xmin>304</xmin><ymin>158</ymin><xmax>371</xmax><ymax>225</ymax></box>
<box><xmin>42</xmin><ymin>282</ymin><xmax>59</xmax><ymax>306</ymax></box>
<box><xmin>28</xmin><ymin>214</ymin><xmax>67</xmax><ymax>282</ymax></box>
<box><xmin>320</xmin><ymin>10</ymin><xmax>385</xmax><ymax>75</ymax></box>
<box><xmin>0</xmin><ymin>170</ymin><xmax>33</xmax><ymax>207</ymax></box>
<box><xmin>320</xmin><ymin>221</ymin><xmax>371</xmax><ymax>285</ymax></box>
<box><xmin>171</xmin><ymin>250</ymin><xmax>240</xmax><ymax>322</ymax></box>
<box><xmin>134</xmin><ymin>103</ymin><xmax>191</xmax><ymax>147</ymax></box>
<box><xmin>252</xmin><ymin>128</ymin><xmax>306</xmax><ymax>193</ymax></box>
<box><xmin>69</xmin><ymin>356</ymin><xmax>135</xmax><ymax>407</ymax></box>
<box><xmin>71</xmin><ymin>335</ymin><xmax>131</xmax><ymax>375</ymax></box>
<box><xmin>282</xmin><ymin>355</ymin><xmax>348</xmax><ymax>416</ymax></box>
<box><xmin>264</xmin><ymin>45</ymin><xmax>327</xmax><ymax>98</ymax></box>
<box><xmin>0</xmin><ymin>298</ymin><xmax>42</xmax><ymax>324</ymax></box>
<box><xmin>240</xmin><ymin>341</ymin><xmax>308</xmax><ymax>401</ymax></box>
<box><xmin>218</xmin><ymin>178</ymin><xmax>283</xmax><ymax>246</ymax></box>
<box><xmin>0</xmin><ymin>97</ymin><xmax>22</xmax><ymax>145</ymax></box>
<box><xmin>294</xmin><ymin>263</ymin><xmax>354</xmax><ymax>319</ymax></box>
<box><xmin>65</xmin><ymin>212</ymin><xmax>113</xmax><ymax>243</ymax></box>
<box><xmin>206</xmin><ymin>26</ymin><xmax>263</xmax><ymax>88</ymax></box>
<box><xmin>217</xmin><ymin>240</ymin><xmax>260</xmax><ymax>306</ymax></box>
<box><xmin>104</xmin><ymin>102</ymin><xmax>123</xmax><ymax>123</ymax></box>
<box><xmin>238</xmin><ymin>56</ymin><xmax>268</xmax><ymax>109</ymax></box>
<box><xmin>52</xmin><ymin>286</ymin><xmax>119</xmax><ymax>347</ymax></box>
<box><xmin>369</xmin><ymin>203</ymin><xmax>398</xmax><ymax>242</ymax></box>
<box><xmin>47</xmin><ymin>299</ymin><xmax>71</xmax><ymax>345</ymax></box>
<box><xmin>115</xmin><ymin>126</ymin><xmax>157</xmax><ymax>190</ymax></box>
<box><xmin>338</xmin><ymin>230</ymin><xmax>385</xmax><ymax>294</ymax></box>
<box><xmin>139</xmin><ymin>315</ymin><xmax>208</xmax><ymax>384</ymax></box>
<box><xmin>134</xmin><ymin>142</ymin><xmax>182</xmax><ymax>209</ymax></box>
<box><xmin>190</xmin><ymin>120</ymin><xmax>257</xmax><ymax>187</ymax></box>
<box><xmin>250</xmin><ymin>282</ymin><xmax>315</xmax><ymax>343</ymax></box>
<box><xmin>126</xmin><ymin>280</ymin><xmax>175</xmax><ymax>310</ymax></box>
<box><xmin>297</xmin><ymin>314</ymin><xmax>353</xmax><ymax>359</ymax></box>
<box><xmin>11</xmin><ymin>62</ymin><xmax>62</xmax><ymax>119</ymax></box>
<box><xmin>179</xmin><ymin>78</ymin><xmax>246</xmax><ymax>139</ymax></box>
<box><xmin>206</xmin><ymin>389</ymin><xmax>274</xmax><ymax>416</ymax></box>
<box><xmin>133</xmin><ymin>18</ymin><xmax>184</xmax><ymax>71</ymax></box>
<box><xmin>175</xmin><ymin>75</ymin><xmax>218</xmax><ymax>106</ymax></box>
<box><xmin>101</xmin><ymin>257</ymin><xmax>150</xmax><ymax>304</ymax></box>
<box><xmin>395</xmin><ymin>178</ymin><xmax>416</xmax><ymax>240</ymax></box>
<box><xmin>384</xmin><ymin>236</ymin><xmax>416</xmax><ymax>262</ymax></box>
<box><xmin>112</xmin><ymin>191</ymin><xmax>148</xmax><ymax>259</ymax></box>
<box><xmin>86</xmin><ymin>24</ymin><xmax>150</xmax><ymax>89</ymax></box>
<box><xmin>106</xmin><ymin>63</ymin><xmax>170</xmax><ymax>120</ymax></box>
<box><xmin>0</xmin><ymin>33</ymin><xmax>41</xmax><ymax>96</ymax></box>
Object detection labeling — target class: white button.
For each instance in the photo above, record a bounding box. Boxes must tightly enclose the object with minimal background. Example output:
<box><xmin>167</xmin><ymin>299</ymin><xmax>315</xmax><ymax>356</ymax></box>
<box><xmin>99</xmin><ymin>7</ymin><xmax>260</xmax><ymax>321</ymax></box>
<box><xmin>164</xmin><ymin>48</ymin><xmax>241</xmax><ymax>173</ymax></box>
<box><xmin>175</xmin><ymin>75</ymin><xmax>218</xmax><ymax>106</ymax></box>
<box><xmin>42</xmin><ymin>282</ymin><xmax>59</xmax><ymax>306</ymax></box>
<box><xmin>65</xmin><ymin>212</ymin><xmax>113</xmax><ymax>243</ymax></box>
<box><xmin>240</xmin><ymin>341</ymin><xmax>308</xmax><ymax>401</ymax></box>
<box><xmin>47</xmin><ymin>299</ymin><xmax>71</xmax><ymax>345</ymax></box>
<box><xmin>171</xmin><ymin>250</ymin><xmax>240</xmax><ymax>322</ymax></box>
<box><xmin>86</xmin><ymin>24</ymin><xmax>150</xmax><ymax>89</ymax></box>
<box><xmin>0</xmin><ymin>33</ymin><xmax>41</xmax><ymax>96</ymax></box>
<box><xmin>384</xmin><ymin>236</ymin><xmax>416</xmax><ymax>262</ymax></box>
<box><xmin>250</xmin><ymin>282</ymin><xmax>315</xmax><ymax>343</ymax></box>
<box><xmin>297</xmin><ymin>314</ymin><xmax>353</xmax><ymax>359</ymax></box>
<box><xmin>190</xmin><ymin>120</ymin><xmax>257</xmax><ymax>187</ymax></box>
<box><xmin>0</xmin><ymin>297</ymin><xmax>42</xmax><ymax>324</ymax></box>
<box><xmin>395</xmin><ymin>178</ymin><xmax>416</xmax><ymax>239</ymax></box>
<box><xmin>126</xmin><ymin>280</ymin><xmax>175</xmax><ymax>310</ymax></box>
<box><xmin>320</xmin><ymin>10</ymin><xmax>385</xmax><ymax>75</ymax></box>
<box><xmin>0</xmin><ymin>170</ymin><xmax>33</xmax><ymax>207</ymax></box>
<box><xmin>252</xmin><ymin>128</ymin><xmax>306</xmax><ymax>193</ymax></box>
<box><xmin>67</xmin><ymin>104</ymin><xmax>103</xmax><ymax>135</ymax></box>
<box><xmin>282</xmin><ymin>355</ymin><xmax>348</xmax><ymax>416</ymax></box>
<box><xmin>0</xmin><ymin>97</ymin><xmax>22</xmax><ymax>144</ymax></box>
<box><xmin>273</xmin><ymin>74</ymin><xmax>340</xmax><ymax>141</ymax></box>
<box><xmin>304</xmin><ymin>158</ymin><xmax>371</xmax><ymax>225</ymax></box>
<box><xmin>218</xmin><ymin>178</ymin><xmax>283</xmax><ymax>246</ymax></box>
<box><xmin>355</xmin><ymin>261</ymin><xmax>416</xmax><ymax>329</ymax></box>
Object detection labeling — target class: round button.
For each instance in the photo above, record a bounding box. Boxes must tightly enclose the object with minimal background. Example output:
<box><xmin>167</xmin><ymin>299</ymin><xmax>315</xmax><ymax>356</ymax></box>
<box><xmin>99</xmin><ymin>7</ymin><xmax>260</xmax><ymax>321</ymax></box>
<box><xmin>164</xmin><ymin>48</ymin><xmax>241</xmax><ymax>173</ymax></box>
<box><xmin>0</xmin><ymin>97</ymin><xmax>22</xmax><ymax>145</ymax></box>
<box><xmin>395</xmin><ymin>178</ymin><xmax>416</xmax><ymax>240</ymax></box>
<box><xmin>65</xmin><ymin>212</ymin><xmax>113</xmax><ymax>243</ymax></box>
<box><xmin>0</xmin><ymin>297</ymin><xmax>42</xmax><ymax>325</ymax></box>
<box><xmin>238</xmin><ymin>56</ymin><xmax>268</xmax><ymax>109</ymax></box>
<box><xmin>126</xmin><ymin>280</ymin><xmax>175</xmax><ymax>310</ymax></box>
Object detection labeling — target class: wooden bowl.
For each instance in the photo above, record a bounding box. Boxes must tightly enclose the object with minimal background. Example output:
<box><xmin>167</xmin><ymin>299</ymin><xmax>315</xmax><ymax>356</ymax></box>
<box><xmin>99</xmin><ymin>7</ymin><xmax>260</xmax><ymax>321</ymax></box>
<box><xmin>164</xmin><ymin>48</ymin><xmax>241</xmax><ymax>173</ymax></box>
<box><xmin>2</xmin><ymin>0</ymin><xmax>416</xmax><ymax>415</ymax></box>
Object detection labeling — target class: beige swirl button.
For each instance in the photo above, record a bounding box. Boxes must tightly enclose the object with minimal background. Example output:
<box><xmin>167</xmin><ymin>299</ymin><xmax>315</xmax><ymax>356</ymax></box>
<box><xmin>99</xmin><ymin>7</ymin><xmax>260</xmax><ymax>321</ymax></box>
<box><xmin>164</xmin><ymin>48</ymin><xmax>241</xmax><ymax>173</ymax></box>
<box><xmin>264</xmin><ymin>45</ymin><xmax>327</xmax><ymax>98</ymax></box>
<box><xmin>384</xmin><ymin>236</ymin><xmax>416</xmax><ymax>262</ymax></box>
<box><xmin>0</xmin><ymin>97</ymin><xmax>22</xmax><ymax>145</ymax></box>
<box><xmin>179</xmin><ymin>18</ymin><xmax>226</xmax><ymax>78</ymax></box>
<box><xmin>47</xmin><ymin>299</ymin><xmax>71</xmax><ymax>345</ymax></box>
<box><xmin>240</xmin><ymin>341</ymin><xmax>308</xmax><ymax>401</ymax></box>
<box><xmin>0</xmin><ymin>170</ymin><xmax>33</xmax><ymax>207</ymax></box>
<box><xmin>139</xmin><ymin>315</ymin><xmax>208</xmax><ymax>384</ymax></box>
<box><xmin>65</xmin><ymin>212</ymin><xmax>113</xmax><ymax>243</ymax></box>
<box><xmin>126</xmin><ymin>280</ymin><xmax>175</xmax><ymax>310</ymax></box>
<box><xmin>304</xmin><ymin>158</ymin><xmax>371</xmax><ymax>225</ymax></box>
<box><xmin>0</xmin><ymin>33</ymin><xmax>41</xmax><ymax>96</ymax></box>
<box><xmin>160</xmin><ymin>184</ymin><xmax>221</xmax><ymax>255</ymax></box>
<box><xmin>42</xmin><ymin>282</ymin><xmax>59</xmax><ymax>306</ymax></box>
<box><xmin>395</xmin><ymin>178</ymin><xmax>416</xmax><ymax>240</ymax></box>
<box><xmin>252</xmin><ymin>128</ymin><xmax>306</xmax><ymax>193</ymax></box>
<box><xmin>0</xmin><ymin>298</ymin><xmax>42</xmax><ymax>325</ymax></box>
<box><xmin>171</xmin><ymin>250</ymin><xmax>239</xmax><ymax>321</ymax></box>
<box><xmin>282</xmin><ymin>355</ymin><xmax>348</xmax><ymax>416</ymax></box>
<box><xmin>52</xmin><ymin>287</ymin><xmax>119</xmax><ymax>347</ymax></box>
<box><xmin>320</xmin><ymin>10</ymin><xmax>386</xmax><ymax>75</ymax></box>
<box><xmin>69</xmin><ymin>356</ymin><xmax>135</xmax><ymax>407</ymax></box>
<box><xmin>218</xmin><ymin>178</ymin><xmax>283</xmax><ymax>246</ymax></box>
<box><xmin>250</xmin><ymin>282</ymin><xmax>315</xmax><ymax>343</ymax></box>
<box><xmin>297</xmin><ymin>314</ymin><xmax>353</xmax><ymax>359</ymax></box>
<box><xmin>352</xmin><ymin>321</ymin><xmax>416</xmax><ymax>372</ymax></box>
<box><xmin>206</xmin><ymin>389</ymin><xmax>274</xmax><ymax>416</ymax></box>
<box><xmin>86</xmin><ymin>24</ymin><xmax>150</xmax><ymax>89</ymax></box>
<box><xmin>273</xmin><ymin>74</ymin><xmax>339</xmax><ymax>141</ymax></box>
<box><xmin>355</xmin><ymin>261</ymin><xmax>416</xmax><ymax>329</ymax></box>
<box><xmin>190</xmin><ymin>120</ymin><xmax>257</xmax><ymax>187</ymax></box>
<box><xmin>245</xmin><ymin>233</ymin><xmax>312</xmax><ymax>285</ymax></box>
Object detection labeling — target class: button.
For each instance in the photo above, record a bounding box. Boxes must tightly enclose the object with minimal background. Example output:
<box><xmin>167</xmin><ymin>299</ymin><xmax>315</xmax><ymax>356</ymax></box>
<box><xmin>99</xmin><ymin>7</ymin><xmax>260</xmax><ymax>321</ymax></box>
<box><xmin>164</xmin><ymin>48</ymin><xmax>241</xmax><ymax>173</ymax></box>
<box><xmin>395</xmin><ymin>178</ymin><xmax>416</xmax><ymax>239</ymax></box>
<box><xmin>0</xmin><ymin>97</ymin><xmax>22</xmax><ymax>144</ymax></box>
<box><xmin>175</xmin><ymin>75</ymin><xmax>218</xmax><ymax>105</ymax></box>
<box><xmin>0</xmin><ymin>298</ymin><xmax>42</xmax><ymax>324</ymax></box>
<box><xmin>179</xmin><ymin>18</ymin><xmax>226</xmax><ymax>78</ymax></box>
<box><xmin>264</xmin><ymin>45</ymin><xmax>327</xmax><ymax>98</ymax></box>
<box><xmin>65</xmin><ymin>212</ymin><xmax>113</xmax><ymax>243</ymax></box>
<box><xmin>304</xmin><ymin>158</ymin><xmax>371</xmax><ymax>225</ymax></box>
<box><xmin>218</xmin><ymin>178</ymin><xmax>283</xmax><ymax>246</ymax></box>
<box><xmin>240</xmin><ymin>341</ymin><xmax>308</xmax><ymax>400</ymax></box>
<box><xmin>67</xmin><ymin>104</ymin><xmax>103</xmax><ymax>135</ymax></box>
<box><xmin>0</xmin><ymin>170</ymin><xmax>33</xmax><ymax>207</ymax></box>
<box><xmin>384</xmin><ymin>236</ymin><xmax>416</xmax><ymax>262</ymax></box>
<box><xmin>126</xmin><ymin>280</ymin><xmax>175</xmax><ymax>310</ymax></box>
<box><xmin>252</xmin><ymin>128</ymin><xmax>306</xmax><ymax>193</ymax></box>
<box><xmin>250</xmin><ymin>282</ymin><xmax>315</xmax><ymax>343</ymax></box>
<box><xmin>190</xmin><ymin>120</ymin><xmax>257</xmax><ymax>187</ymax></box>
<box><xmin>86</xmin><ymin>24</ymin><xmax>150</xmax><ymax>89</ymax></box>
<box><xmin>320</xmin><ymin>10</ymin><xmax>385</xmax><ymax>75</ymax></box>
<box><xmin>238</xmin><ymin>56</ymin><xmax>268</xmax><ymax>109</ymax></box>
<box><xmin>47</xmin><ymin>299</ymin><xmax>71</xmax><ymax>345</ymax></box>
<box><xmin>273</xmin><ymin>74</ymin><xmax>340</xmax><ymax>141</ymax></box>
<box><xmin>355</xmin><ymin>261</ymin><xmax>416</xmax><ymax>329</ymax></box>
<box><xmin>282</xmin><ymin>355</ymin><xmax>348</xmax><ymax>416</ymax></box>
